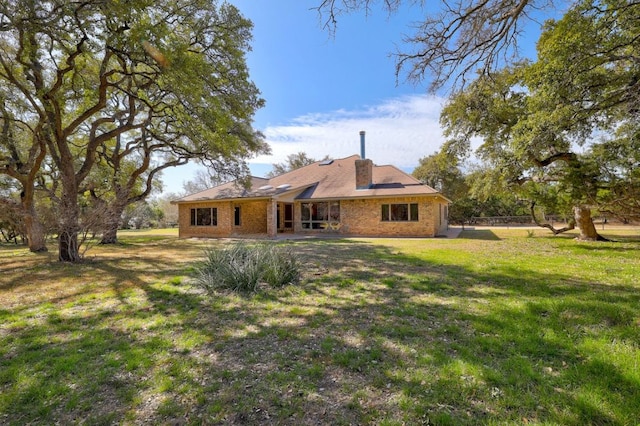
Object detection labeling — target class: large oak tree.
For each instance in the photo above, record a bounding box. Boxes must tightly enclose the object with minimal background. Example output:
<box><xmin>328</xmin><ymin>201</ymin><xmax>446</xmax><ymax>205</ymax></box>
<box><xmin>0</xmin><ymin>88</ymin><xmax>47</xmax><ymax>252</ymax></box>
<box><xmin>318</xmin><ymin>0</ymin><xmax>638</xmax><ymax>239</ymax></box>
<box><xmin>0</xmin><ymin>0</ymin><xmax>267</xmax><ymax>260</ymax></box>
<box><xmin>439</xmin><ymin>0</ymin><xmax>639</xmax><ymax>239</ymax></box>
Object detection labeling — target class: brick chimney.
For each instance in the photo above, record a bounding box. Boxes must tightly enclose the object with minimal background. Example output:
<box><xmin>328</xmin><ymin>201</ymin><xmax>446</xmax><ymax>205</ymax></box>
<box><xmin>355</xmin><ymin>158</ymin><xmax>373</xmax><ymax>189</ymax></box>
<box><xmin>355</xmin><ymin>130</ymin><xmax>372</xmax><ymax>189</ymax></box>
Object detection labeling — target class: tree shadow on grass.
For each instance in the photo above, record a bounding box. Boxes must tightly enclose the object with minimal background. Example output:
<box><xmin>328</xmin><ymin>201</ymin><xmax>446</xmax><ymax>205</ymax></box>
<box><xmin>1</xmin><ymin>237</ymin><xmax>639</xmax><ymax>425</ymax></box>
<box><xmin>458</xmin><ymin>229</ymin><xmax>502</xmax><ymax>240</ymax></box>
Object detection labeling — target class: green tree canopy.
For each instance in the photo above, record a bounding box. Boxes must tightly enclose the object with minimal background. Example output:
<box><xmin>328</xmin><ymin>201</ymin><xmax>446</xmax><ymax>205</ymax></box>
<box><xmin>266</xmin><ymin>152</ymin><xmax>329</xmax><ymax>178</ymax></box>
<box><xmin>0</xmin><ymin>0</ymin><xmax>267</xmax><ymax>260</ymax></box>
<box><xmin>412</xmin><ymin>152</ymin><xmax>467</xmax><ymax>206</ymax></box>
<box><xmin>439</xmin><ymin>0</ymin><xmax>640</xmax><ymax>239</ymax></box>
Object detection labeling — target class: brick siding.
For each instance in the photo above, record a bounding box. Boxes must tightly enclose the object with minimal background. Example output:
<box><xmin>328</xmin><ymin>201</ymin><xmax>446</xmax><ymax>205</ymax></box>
<box><xmin>178</xmin><ymin>200</ymin><xmax>269</xmax><ymax>238</ymax></box>
<box><xmin>314</xmin><ymin>196</ymin><xmax>445</xmax><ymax>237</ymax></box>
<box><xmin>178</xmin><ymin>196</ymin><xmax>448</xmax><ymax>239</ymax></box>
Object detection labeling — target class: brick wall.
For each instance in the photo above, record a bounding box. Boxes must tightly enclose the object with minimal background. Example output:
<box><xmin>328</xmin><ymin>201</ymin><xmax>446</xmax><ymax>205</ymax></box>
<box><xmin>339</xmin><ymin>196</ymin><xmax>439</xmax><ymax>237</ymax></box>
<box><xmin>293</xmin><ymin>196</ymin><xmax>448</xmax><ymax>237</ymax></box>
<box><xmin>177</xmin><ymin>200</ymin><xmax>269</xmax><ymax>238</ymax></box>
<box><xmin>178</xmin><ymin>196</ymin><xmax>448</xmax><ymax>238</ymax></box>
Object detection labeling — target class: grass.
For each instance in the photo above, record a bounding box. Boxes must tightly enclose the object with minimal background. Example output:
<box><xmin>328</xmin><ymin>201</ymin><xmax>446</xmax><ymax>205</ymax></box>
<box><xmin>0</xmin><ymin>227</ymin><xmax>639</xmax><ymax>425</ymax></box>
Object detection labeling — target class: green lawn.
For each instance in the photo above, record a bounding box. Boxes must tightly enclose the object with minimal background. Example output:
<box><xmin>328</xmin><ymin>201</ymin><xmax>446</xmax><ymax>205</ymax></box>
<box><xmin>1</xmin><ymin>228</ymin><xmax>639</xmax><ymax>425</ymax></box>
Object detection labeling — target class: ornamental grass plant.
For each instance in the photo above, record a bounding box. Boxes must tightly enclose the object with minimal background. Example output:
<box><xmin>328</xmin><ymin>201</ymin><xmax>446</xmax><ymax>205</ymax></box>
<box><xmin>195</xmin><ymin>242</ymin><xmax>301</xmax><ymax>293</ymax></box>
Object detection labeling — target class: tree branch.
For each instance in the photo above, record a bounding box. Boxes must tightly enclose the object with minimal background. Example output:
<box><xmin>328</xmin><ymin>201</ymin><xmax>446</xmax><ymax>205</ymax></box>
<box><xmin>530</xmin><ymin>201</ymin><xmax>575</xmax><ymax>235</ymax></box>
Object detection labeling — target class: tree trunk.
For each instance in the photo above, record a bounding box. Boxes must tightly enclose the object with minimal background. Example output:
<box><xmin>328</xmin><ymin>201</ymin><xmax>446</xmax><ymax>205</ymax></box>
<box><xmin>100</xmin><ymin>224</ymin><xmax>118</xmax><ymax>244</ymax></box>
<box><xmin>23</xmin><ymin>212</ymin><xmax>47</xmax><ymax>253</ymax></box>
<box><xmin>19</xmin><ymin>193</ymin><xmax>48</xmax><ymax>252</ymax></box>
<box><xmin>59</xmin><ymin>229</ymin><xmax>80</xmax><ymax>262</ymax></box>
<box><xmin>58</xmin><ymin>186</ymin><xmax>81</xmax><ymax>262</ymax></box>
<box><xmin>100</xmin><ymin>209</ymin><xmax>120</xmax><ymax>244</ymax></box>
<box><xmin>573</xmin><ymin>206</ymin><xmax>607</xmax><ymax>241</ymax></box>
<box><xmin>100</xmin><ymin>202</ymin><xmax>126</xmax><ymax>244</ymax></box>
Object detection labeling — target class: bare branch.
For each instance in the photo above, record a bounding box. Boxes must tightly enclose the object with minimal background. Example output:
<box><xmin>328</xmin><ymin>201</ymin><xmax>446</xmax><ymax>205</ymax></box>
<box><xmin>530</xmin><ymin>201</ymin><xmax>576</xmax><ymax>235</ymax></box>
<box><xmin>315</xmin><ymin>0</ymin><xmax>556</xmax><ymax>91</ymax></box>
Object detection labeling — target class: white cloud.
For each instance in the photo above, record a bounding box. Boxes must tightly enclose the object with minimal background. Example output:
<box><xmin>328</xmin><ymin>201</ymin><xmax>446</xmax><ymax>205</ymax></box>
<box><xmin>251</xmin><ymin>94</ymin><xmax>447</xmax><ymax>169</ymax></box>
<box><xmin>161</xmin><ymin>94</ymin><xmax>448</xmax><ymax>195</ymax></box>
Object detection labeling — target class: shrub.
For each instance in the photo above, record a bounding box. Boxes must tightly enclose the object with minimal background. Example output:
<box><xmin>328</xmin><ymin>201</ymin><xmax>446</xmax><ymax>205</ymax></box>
<box><xmin>261</xmin><ymin>244</ymin><xmax>301</xmax><ymax>288</ymax></box>
<box><xmin>195</xmin><ymin>242</ymin><xmax>301</xmax><ymax>293</ymax></box>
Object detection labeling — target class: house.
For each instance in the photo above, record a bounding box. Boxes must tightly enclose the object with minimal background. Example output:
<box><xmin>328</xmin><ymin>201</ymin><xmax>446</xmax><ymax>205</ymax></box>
<box><xmin>174</xmin><ymin>135</ymin><xmax>450</xmax><ymax>238</ymax></box>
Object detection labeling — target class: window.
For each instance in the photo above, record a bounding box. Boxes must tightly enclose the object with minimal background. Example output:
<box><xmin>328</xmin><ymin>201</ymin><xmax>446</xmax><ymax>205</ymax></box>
<box><xmin>283</xmin><ymin>204</ymin><xmax>293</xmax><ymax>228</ymax></box>
<box><xmin>190</xmin><ymin>208</ymin><xmax>217</xmax><ymax>226</ymax></box>
<box><xmin>234</xmin><ymin>206</ymin><xmax>241</xmax><ymax>226</ymax></box>
<box><xmin>381</xmin><ymin>203</ymin><xmax>418</xmax><ymax>222</ymax></box>
<box><xmin>301</xmin><ymin>201</ymin><xmax>340</xmax><ymax>229</ymax></box>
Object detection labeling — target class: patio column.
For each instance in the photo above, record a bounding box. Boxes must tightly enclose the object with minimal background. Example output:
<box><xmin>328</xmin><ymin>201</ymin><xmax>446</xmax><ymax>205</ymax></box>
<box><xmin>266</xmin><ymin>199</ymin><xmax>277</xmax><ymax>238</ymax></box>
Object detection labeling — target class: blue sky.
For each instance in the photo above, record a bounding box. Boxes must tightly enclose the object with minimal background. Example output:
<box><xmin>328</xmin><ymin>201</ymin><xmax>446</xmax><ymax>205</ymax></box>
<box><xmin>162</xmin><ymin>0</ymin><xmax>547</xmax><ymax>195</ymax></box>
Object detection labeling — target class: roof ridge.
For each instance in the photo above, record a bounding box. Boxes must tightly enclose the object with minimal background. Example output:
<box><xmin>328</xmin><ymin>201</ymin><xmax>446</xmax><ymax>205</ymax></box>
<box><xmin>375</xmin><ymin>163</ymin><xmax>423</xmax><ymax>184</ymax></box>
<box><xmin>265</xmin><ymin>154</ymin><xmax>361</xmax><ymax>181</ymax></box>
